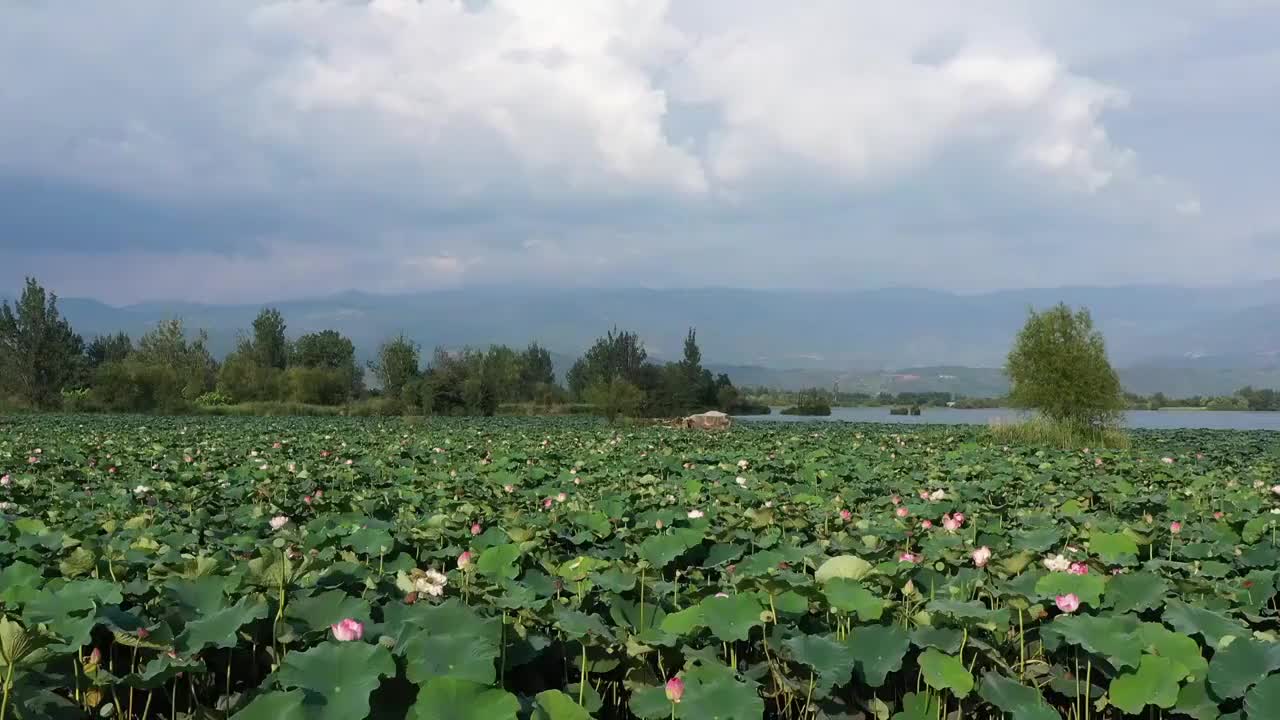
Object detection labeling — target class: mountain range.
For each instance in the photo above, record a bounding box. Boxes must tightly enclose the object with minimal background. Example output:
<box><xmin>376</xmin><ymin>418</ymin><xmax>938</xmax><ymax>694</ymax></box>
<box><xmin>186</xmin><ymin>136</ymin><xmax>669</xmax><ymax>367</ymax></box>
<box><xmin>7</xmin><ymin>284</ymin><xmax>1280</xmax><ymax>397</ymax></box>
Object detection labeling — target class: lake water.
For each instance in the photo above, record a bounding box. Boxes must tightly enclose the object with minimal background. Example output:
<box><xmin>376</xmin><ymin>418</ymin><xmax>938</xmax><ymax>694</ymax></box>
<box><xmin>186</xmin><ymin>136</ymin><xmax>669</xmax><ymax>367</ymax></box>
<box><xmin>737</xmin><ymin>407</ymin><xmax>1280</xmax><ymax>431</ymax></box>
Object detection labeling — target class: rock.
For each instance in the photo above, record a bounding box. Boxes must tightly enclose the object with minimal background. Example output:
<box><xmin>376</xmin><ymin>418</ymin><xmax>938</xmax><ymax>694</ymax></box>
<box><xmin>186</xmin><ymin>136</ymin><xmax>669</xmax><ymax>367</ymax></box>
<box><xmin>684</xmin><ymin>410</ymin><xmax>732</xmax><ymax>430</ymax></box>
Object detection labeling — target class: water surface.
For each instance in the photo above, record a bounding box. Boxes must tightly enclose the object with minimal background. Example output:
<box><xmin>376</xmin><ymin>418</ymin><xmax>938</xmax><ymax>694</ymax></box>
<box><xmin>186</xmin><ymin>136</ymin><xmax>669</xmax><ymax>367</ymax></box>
<box><xmin>737</xmin><ymin>407</ymin><xmax>1280</xmax><ymax>431</ymax></box>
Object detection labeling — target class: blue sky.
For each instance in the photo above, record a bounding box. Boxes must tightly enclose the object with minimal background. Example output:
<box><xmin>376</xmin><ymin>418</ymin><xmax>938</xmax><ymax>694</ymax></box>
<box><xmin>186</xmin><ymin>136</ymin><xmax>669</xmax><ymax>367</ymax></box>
<box><xmin>1</xmin><ymin>0</ymin><xmax>1278</xmax><ymax>304</ymax></box>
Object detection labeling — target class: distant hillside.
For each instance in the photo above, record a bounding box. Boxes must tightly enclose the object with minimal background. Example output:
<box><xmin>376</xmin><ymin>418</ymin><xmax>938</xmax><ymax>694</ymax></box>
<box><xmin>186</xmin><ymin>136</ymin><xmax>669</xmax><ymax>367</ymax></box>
<box><xmin>5</xmin><ymin>284</ymin><xmax>1280</xmax><ymax>396</ymax></box>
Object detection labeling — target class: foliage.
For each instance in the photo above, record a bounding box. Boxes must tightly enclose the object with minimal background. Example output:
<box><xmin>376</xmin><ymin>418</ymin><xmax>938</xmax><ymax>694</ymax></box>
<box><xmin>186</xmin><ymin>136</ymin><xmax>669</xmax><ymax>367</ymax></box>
<box><xmin>369</xmin><ymin>334</ymin><xmax>421</xmax><ymax>401</ymax></box>
<box><xmin>584</xmin><ymin>376</ymin><xmax>644</xmax><ymax>423</ymax></box>
<box><xmin>781</xmin><ymin>388</ymin><xmax>832</xmax><ymax>416</ymax></box>
<box><xmin>85</xmin><ymin>332</ymin><xmax>133</xmax><ymax>368</ymax></box>
<box><xmin>567</xmin><ymin>327</ymin><xmax>648</xmax><ymax>399</ymax></box>
<box><xmin>0</xmin><ymin>277</ymin><xmax>85</xmax><ymax>408</ymax></box>
<box><xmin>989</xmin><ymin>416</ymin><xmax>1131</xmax><ymax>449</ymax></box>
<box><xmin>0</xmin><ymin>416</ymin><xmax>1273</xmax><ymax>719</ymax></box>
<box><xmin>250</xmin><ymin>307</ymin><xmax>289</xmax><ymax>371</ymax></box>
<box><xmin>1006</xmin><ymin>303</ymin><xmax>1126</xmax><ymax>429</ymax></box>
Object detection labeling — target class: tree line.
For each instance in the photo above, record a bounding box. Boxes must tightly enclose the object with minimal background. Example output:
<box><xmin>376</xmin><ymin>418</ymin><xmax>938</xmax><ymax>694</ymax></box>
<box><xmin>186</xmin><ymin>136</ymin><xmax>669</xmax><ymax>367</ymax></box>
<box><xmin>0</xmin><ymin>277</ymin><xmax>751</xmax><ymax>419</ymax></box>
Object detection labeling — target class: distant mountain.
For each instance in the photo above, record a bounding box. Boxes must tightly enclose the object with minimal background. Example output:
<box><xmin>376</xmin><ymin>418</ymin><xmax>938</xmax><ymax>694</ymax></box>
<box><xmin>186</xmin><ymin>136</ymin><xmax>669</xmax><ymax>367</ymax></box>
<box><xmin>5</xmin><ymin>284</ymin><xmax>1280</xmax><ymax>395</ymax></box>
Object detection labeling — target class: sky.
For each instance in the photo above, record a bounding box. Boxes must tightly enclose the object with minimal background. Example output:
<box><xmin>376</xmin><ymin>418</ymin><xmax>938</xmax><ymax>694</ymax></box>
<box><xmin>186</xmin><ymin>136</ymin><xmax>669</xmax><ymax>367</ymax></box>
<box><xmin>2</xmin><ymin>0</ymin><xmax>1279</xmax><ymax>305</ymax></box>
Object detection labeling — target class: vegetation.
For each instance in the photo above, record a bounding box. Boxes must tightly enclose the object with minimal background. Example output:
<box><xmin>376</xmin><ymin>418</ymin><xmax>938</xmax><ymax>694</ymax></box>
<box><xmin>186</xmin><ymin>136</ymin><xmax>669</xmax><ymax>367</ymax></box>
<box><xmin>1006</xmin><ymin>303</ymin><xmax>1126</xmax><ymax>431</ymax></box>
<box><xmin>988</xmin><ymin>415</ymin><xmax>1131</xmax><ymax>450</ymax></box>
<box><xmin>780</xmin><ymin>388</ymin><xmax>832</xmax><ymax>416</ymax></box>
<box><xmin>0</xmin><ymin>278</ymin><xmax>85</xmax><ymax>408</ymax></box>
<box><xmin>0</xmin><ymin>415</ymin><xmax>1276</xmax><ymax>719</ymax></box>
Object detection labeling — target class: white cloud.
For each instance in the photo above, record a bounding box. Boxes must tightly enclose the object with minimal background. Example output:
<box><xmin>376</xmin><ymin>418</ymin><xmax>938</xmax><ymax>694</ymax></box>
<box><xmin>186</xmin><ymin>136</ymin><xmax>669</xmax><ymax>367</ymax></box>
<box><xmin>1</xmin><ymin>0</ymin><xmax>1277</xmax><ymax>299</ymax></box>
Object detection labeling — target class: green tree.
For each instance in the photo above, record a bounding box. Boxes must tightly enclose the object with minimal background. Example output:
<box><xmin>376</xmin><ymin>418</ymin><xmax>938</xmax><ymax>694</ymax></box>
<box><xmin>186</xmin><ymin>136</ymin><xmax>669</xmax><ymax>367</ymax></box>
<box><xmin>567</xmin><ymin>328</ymin><xmax>647</xmax><ymax>398</ymax></box>
<box><xmin>86</xmin><ymin>332</ymin><xmax>133</xmax><ymax>367</ymax></box>
<box><xmin>0</xmin><ymin>277</ymin><xmax>85</xmax><ymax>408</ymax></box>
<box><xmin>1005</xmin><ymin>303</ymin><xmax>1125</xmax><ymax>429</ymax></box>
<box><xmin>585</xmin><ymin>376</ymin><xmax>644</xmax><ymax>423</ymax></box>
<box><xmin>369</xmin><ymin>334</ymin><xmax>420</xmax><ymax>400</ymax></box>
<box><xmin>293</xmin><ymin>329</ymin><xmax>362</xmax><ymax>398</ymax></box>
<box><xmin>134</xmin><ymin>318</ymin><xmax>218</xmax><ymax>401</ymax></box>
<box><xmin>250</xmin><ymin>307</ymin><xmax>289</xmax><ymax>370</ymax></box>
<box><xmin>517</xmin><ymin>342</ymin><xmax>556</xmax><ymax>400</ymax></box>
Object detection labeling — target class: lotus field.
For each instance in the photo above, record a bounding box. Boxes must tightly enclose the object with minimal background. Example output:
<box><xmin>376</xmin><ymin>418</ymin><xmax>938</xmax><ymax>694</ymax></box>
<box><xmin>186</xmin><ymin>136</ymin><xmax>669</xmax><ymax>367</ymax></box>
<box><xmin>3</xmin><ymin>416</ymin><xmax>1280</xmax><ymax>720</ymax></box>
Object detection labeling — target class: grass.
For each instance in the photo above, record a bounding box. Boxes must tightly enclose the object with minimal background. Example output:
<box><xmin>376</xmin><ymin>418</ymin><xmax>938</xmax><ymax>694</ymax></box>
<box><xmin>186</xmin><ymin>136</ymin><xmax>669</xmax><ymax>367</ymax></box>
<box><xmin>987</xmin><ymin>415</ymin><xmax>1130</xmax><ymax>450</ymax></box>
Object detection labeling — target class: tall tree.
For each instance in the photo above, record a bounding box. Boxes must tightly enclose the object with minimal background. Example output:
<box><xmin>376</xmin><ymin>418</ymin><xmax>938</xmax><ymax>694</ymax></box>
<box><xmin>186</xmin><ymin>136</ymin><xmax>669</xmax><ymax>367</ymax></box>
<box><xmin>567</xmin><ymin>327</ymin><xmax>647</xmax><ymax>398</ymax></box>
<box><xmin>517</xmin><ymin>342</ymin><xmax>556</xmax><ymax>400</ymax></box>
<box><xmin>0</xmin><ymin>277</ymin><xmax>85</xmax><ymax>407</ymax></box>
<box><xmin>134</xmin><ymin>318</ymin><xmax>218</xmax><ymax>400</ymax></box>
<box><xmin>86</xmin><ymin>332</ymin><xmax>133</xmax><ymax>367</ymax></box>
<box><xmin>1006</xmin><ymin>303</ymin><xmax>1125</xmax><ymax>429</ymax></box>
<box><xmin>251</xmin><ymin>307</ymin><xmax>289</xmax><ymax>370</ymax></box>
<box><xmin>293</xmin><ymin>329</ymin><xmax>362</xmax><ymax>398</ymax></box>
<box><xmin>369</xmin><ymin>334</ymin><xmax>420</xmax><ymax>400</ymax></box>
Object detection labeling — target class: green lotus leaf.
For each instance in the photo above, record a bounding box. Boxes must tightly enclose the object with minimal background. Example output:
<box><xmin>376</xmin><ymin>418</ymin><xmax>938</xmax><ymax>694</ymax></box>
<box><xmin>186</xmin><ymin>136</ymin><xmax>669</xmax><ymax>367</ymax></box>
<box><xmin>1164</xmin><ymin>599</ymin><xmax>1249</xmax><ymax>650</ymax></box>
<box><xmin>177</xmin><ymin>596</ymin><xmax>268</xmax><ymax>653</ymax></box>
<box><xmin>286</xmin><ymin>590</ymin><xmax>372</xmax><ymax>633</ymax></box>
<box><xmin>276</xmin><ymin>641</ymin><xmax>395</xmax><ymax>720</ymax></box>
<box><xmin>845</xmin><ymin>624</ymin><xmax>910</xmax><ymax>687</ymax></box>
<box><xmin>1106</xmin><ymin>572</ymin><xmax>1170</xmax><ymax>614</ymax></box>
<box><xmin>1110</xmin><ymin>654</ymin><xmax>1181</xmax><ymax>715</ymax></box>
<box><xmin>532</xmin><ymin>689</ymin><xmax>592</xmax><ymax>720</ymax></box>
<box><xmin>699</xmin><ymin>593</ymin><xmax>764</xmax><ymax>643</ymax></box>
<box><xmin>784</xmin><ymin>633</ymin><xmax>856</xmax><ymax>689</ymax></box>
<box><xmin>814</xmin><ymin>555</ymin><xmax>873</xmax><ymax>583</ymax></box>
<box><xmin>919</xmin><ymin>648</ymin><xmax>973</xmax><ymax>697</ymax></box>
<box><xmin>1208</xmin><ymin>637</ymin><xmax>1280</xmax><ymax>699</ymax></box>
<box><xmin>409</xmin><ymin>678</ymin><xmax>520</xmax><ymax>720</ymax></box>
<box><xmin>401</xmin><ymin>627</ymin><xmax>500</xmax><ymax>684</ymax></box>
<box><xmin>823</xmin><ymin>579</ymin><xmax>885</xmax><ymax>620</ymax></box>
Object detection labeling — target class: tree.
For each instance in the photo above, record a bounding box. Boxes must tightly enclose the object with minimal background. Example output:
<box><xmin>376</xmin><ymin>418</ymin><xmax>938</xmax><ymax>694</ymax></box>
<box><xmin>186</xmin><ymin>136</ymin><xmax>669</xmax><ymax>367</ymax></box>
<box><xmin>1005</xmin><ymin>303</ymin><xmax>1125</xmax><ymax>428</ymax></box>
<box><xmin>585</xmin><ymin>376</ymin><xmax>644</xmax><ymax>424</ymax></box>
<box><xmin>567</xmin><ymin>328</ymin><xmax>647</xmax><ymax>398</ymax></box>
<box><xmin>250</xmin><ymin>307</ymin><xmax>289</xmax><ymax>370</ymax></box>
<box><xmin>293</xmin><ymin>329</ymin><xmax>362</xmax><ymax>398</ymax></box>
<box><xmin>0</xmin><ymin>277</ymin><xmax>85</xmax><ymax>408</ymax></box>
<box><xmin>517</xmin><ymin>342</ymin><xmax>556</xmax><ymax>400</ymax></box>
<box><xmin>86</xmin><ymin>332</ymin><xmax>133</xmax><ymax>367</ymax></box>
<box><xmin>134</xmin><ymin>318</ymin><xmax>218</xmax><ymax>401</ymax></box>
<box><xmin>369</xmin><ymin>334</ymin><xmax>420</xmax><ymax>400</ymax></box>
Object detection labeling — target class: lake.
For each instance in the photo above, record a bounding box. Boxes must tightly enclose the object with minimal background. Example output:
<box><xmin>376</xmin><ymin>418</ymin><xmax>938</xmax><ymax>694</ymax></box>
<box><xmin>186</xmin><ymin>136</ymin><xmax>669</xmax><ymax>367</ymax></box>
<box><xmin>737</xmin><ymin>406</ymin><xmax>1280</xmax><ymax>431</ymax></box>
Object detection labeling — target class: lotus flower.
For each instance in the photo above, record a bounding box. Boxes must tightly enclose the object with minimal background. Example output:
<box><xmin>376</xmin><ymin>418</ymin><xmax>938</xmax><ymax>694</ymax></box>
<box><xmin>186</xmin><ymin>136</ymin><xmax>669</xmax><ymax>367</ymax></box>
<box><xmin>1162</xmin><ymin>457</ymin><xmax>1174</xmax><ymax>464</ymax></box>
<box><xmin>890</xmin><ymin>494</ymin><xmax>901</xmax><ymax>505</ymax></box>
<box><xmin>1271</xmin><ymin>485</ymin><xmax>1280</xmax><ymax>496</ymax></box>
<box><xmin>899</xmin><ymin>552</ymin><xmax>919</xmax><ymax>563</ymax></box>
<box><xmin>133</xmin><ymin>485</ymin><xmax>151</xmax><ymax>495</ymax></box>
<box><xmin>921</xmin><ymin>520</ymin><xmax>933</xmax><ymax>530</ymax></box>
<box><xmin>839</xmin><ymin>509</ymin><xmax>851</xmax><ymax>521</ymax></box>
<box><xmin>665</xmin><ymin>677</ymin><xmax>685</xmax><ymax>703</ymax></box>
<box><xmin>471</xmin><ymin>523</ymin><xmax>482</xmax><ymax>536</ymax></box>
<box><xmin>1170</xmin><ymin>521</ymin><xmax>1182</xmax><ymax>534</ymax></box>
<box><xmin>929</xmin><ymin>490</ymin><xmax>946</xmax><ymax>501</ymax></box>
<box><xmin>556</xmin><ymin>492</ymin><xmax>568</xmax><ymax>503</ymax></box>
<box><xmin>330</xmin><ymin>618</ymin><xmax>364</xmax><ymax>642</ymax></box>
<box><xmin>1068</xmin><ymin>562</ymin><xmax>1089</xmax><ymax>575</ymax></box>
<box><xmin>1055</xmin><ymin>594</ymin><xmax>1080</xmax><ymax>613</ymax></box>
<box><xmin>687</xmin><ymin>509</ymin><xmax>705</xmax><ymax>519</ymax></box>
<box><xmin>953</xmin><ymin>512</ymin><xmax>965</xmax><ymax>525</ymax></box>
<box><xmin>942</xmin><ymin>515</ymin><xmax>960</xmax><ymax>532</ymax></box>
<box><xmin>972</xmin><ymin>546</ymin><xmax>992</xmax><ymax>568</ymax></box>
<box><xmin>1214</xmin><ymin>511</ymin><xmax>1224</xmax><ymax>520</ymax></box>
<box><xmin>457</xmin><ymin>551</ymin><xmax>472</xmax><ymax>570</ymax></box>
<box><xmin>1043</xmin><ymin>554</ymin><xmax>1071</xmax><ymax>573</ymax></box>
<box><xmin>895</xmin><ymin>507</ymin><xmax>910</xmax><ymax>518</ymax></box>
<box><xmin>269</xmin><ymin>515</ymin><xmax>289</xmax><ymax>531</ymax></box>
<box><xmin>504</xmin><ymin>484</ymin><xmax>514</xmax><ymax>493</ymax></box>
<box><xmin>737</xmin><ymin>459</ymin><xmax>749</xmax><ymax>469</ymax></box>
<box><xmin>736</xmin><ymin>476</ymin><xmax>748</xmax><ymax>487</ymax></box>
<box><xmin>0</xmin><ymin>474</ymin><xmax>9</xmax><ymax>487</ymax></box>
<box><xmin>543</xmin><ymin>498</ymin><xmax>553</xmax><ymax>509</ymax></box>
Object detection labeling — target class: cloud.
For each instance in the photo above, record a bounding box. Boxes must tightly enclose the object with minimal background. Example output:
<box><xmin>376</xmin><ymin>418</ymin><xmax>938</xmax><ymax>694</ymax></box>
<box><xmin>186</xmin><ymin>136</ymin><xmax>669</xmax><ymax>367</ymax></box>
<box><xmin>0</xmin><ymin>0</ymin><xmax>1276</xmax><ymax>301</ymax></box>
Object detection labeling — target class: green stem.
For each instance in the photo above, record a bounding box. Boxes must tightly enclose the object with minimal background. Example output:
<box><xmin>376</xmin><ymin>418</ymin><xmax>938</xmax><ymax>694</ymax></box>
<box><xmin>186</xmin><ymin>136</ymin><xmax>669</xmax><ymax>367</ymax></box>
<box><xmin>1</xmin><ymin>662</ymin><xmax>14</xmax><ymax>720</ymax></box>
<box><xmin>579</xmin><ymin>643</ymin><xmax>588</xmax><ymax>707</ymax></box>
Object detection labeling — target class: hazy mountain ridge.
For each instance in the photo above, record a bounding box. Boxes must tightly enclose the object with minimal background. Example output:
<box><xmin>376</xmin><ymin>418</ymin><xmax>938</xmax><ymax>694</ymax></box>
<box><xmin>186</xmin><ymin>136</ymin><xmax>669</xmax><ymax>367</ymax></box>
<box><xmin>7</xmin><ymin>285</ymin><xmax>1280</xmax><ymax>395</ymax></box>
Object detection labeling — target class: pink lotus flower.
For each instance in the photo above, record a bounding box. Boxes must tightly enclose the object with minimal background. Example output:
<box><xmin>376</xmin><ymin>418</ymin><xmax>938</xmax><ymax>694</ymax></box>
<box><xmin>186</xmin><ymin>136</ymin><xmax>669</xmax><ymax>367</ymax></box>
<box><xmin>183</xmin><ymin>456</ymin><xmax>193</xmax><ymax>463</ymax></box>
<box><xmin>918</xmin><ymin>490</ymin><xmax>930</xmax><ymax>500</ymax></box>
<box><xmin>899</xmin><ymin>552</ymin><xmax>919</xmax><ymax>563</ymax></box>
<box><xmin>0</xmin><ymin>474</ymin><xmax>9</xmax><ymax>487</ymax></box>
<box><xmin>303</xmin><ymin>495</ymin><xmax>313</xmax><ymax>505</ymax></box>
<box><xmin>88</xmin><ymin>647</ymin><xmax>102</xmax><ymax>666</ymax></box>
<box><xmin>1214</xmin><ymin>511</ymin><xmax>1224</xmax><ymax>520</ymax></box>
<box><xmin>1095</xmin><ymin>458</ymin><xmax>1104</xmax><ymax>467</ymax></box>
<box><xmin>972</xmin><ymin>546</ymin><xmax>991</xmax><ymax>568</ymax></box>
<box><xmin>953</xmin><ymin>512</ymin><xmax>965</xmax><ymax>525</ymax></box>
<box><xmin>1170</xmin><ymin>521</ymin><xmax>1182</xmax><ymax>534</ymax></box>
<box><xmin>556</xmin><ymin>492</ymin><xmax>568</xmax><ymax>503</ymax></box>
<box><xmin>665</xmin><ymin>677</ymin><xmax>685</xmax><ymax>703</ymax></box>
<box><xmin>921</xmin><ymin>520</ymin><xmax>933</xmax><ymax>530</ymax></box>
<box><xmin>942</xmin><ymin>515</ymin><xmax>960</xmax><ymax>532</ymax></box>
<box><xmin>891</xmin><ymin>495</ymin><xmax>901</xmax><ymax>505</ymax></box>
<box><xmin>1068</xmin><ymin>562</ymin><xmax>1089</xmax><ymax>575</ymax></box>
<box><xmin>27</xmin><ymin>456</ymin><xmax>38</xmax><ymax>464</ymax></box>
<box><xmin>1055</xmin><ymin>594</ymin><xmax>1080</xmax><ymax>613</ymax></box>
<box><xmin>314</xmin><ymin>489</ymin><xmax>323</xmax><ymax>499</ymax></box>
<box><xmin>503</xmin><ymin>484</ymin><xmax>514</xmax><ymax>493</ymax></box>
<box><xmin>136</xmin><ymin>627</ymin><xmax>150</xmax><ymax>639</ymax></box>
<box><xmin>457</xmin><ymin>551</ymin><xmax>472</xmax><ymax>569</ymax></box>
<box><xmin>839</xmin><ymin>509</ymin><xmax>851</xmax><ymax>521</ymax></box>
<box><xmin>543</xmin><ymin>498</ymin><xmax>553</xmax><ymax>509</ymax></box>
<box><xmin>273</xmin><ymin>442</ymin><xmax>282</xmax><ymax>449</ymax></box>
<box><xmin>471</xmin><ymin>523</ymin><xmax>482</xmax><ymax>536</ymax></box>
<box><xmin>896</xmin><ymin>507</ymin><xmax>910</xmax><ymax>518</ymax></box>
<box><xmin>330</xmin><ymin>618</ymin><xmax>364</xmax><ymax>642</ymax></box>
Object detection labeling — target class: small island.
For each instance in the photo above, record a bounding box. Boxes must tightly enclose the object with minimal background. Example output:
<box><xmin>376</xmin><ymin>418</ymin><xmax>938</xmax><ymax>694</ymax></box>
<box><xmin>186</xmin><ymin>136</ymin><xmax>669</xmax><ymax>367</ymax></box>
<box><xmin>780</xmin><ymin>388</ymin><xmax>833</xmax><ymax>416</ymax></box>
